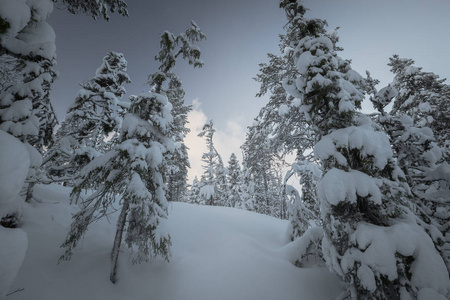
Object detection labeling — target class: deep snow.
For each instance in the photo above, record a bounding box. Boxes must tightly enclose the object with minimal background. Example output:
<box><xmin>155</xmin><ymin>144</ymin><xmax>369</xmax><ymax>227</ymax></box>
<box><xmin>6</xmin><ymin>184</ymin><xmax>343</xmax><ymax>300</ymax></box>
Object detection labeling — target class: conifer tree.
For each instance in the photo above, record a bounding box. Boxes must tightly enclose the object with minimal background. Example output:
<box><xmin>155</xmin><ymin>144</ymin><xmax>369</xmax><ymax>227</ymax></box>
<box><xmin>198</xmin><ymin>120</ymin><xmax>221</xmax><ymax>206</ymax></box>
<box><xmin>388</xmin><ymin>55</ymin><xmax>450</xmax><ymax>162</ymax></box>
<box><xmin>165</xmin><ymin>75</ymin><xmax>191</xmax><ymax>202</ymax></box>
<box><xmin>252</xmin><ymin>31</ymin><xmax>316</xmax><ymax>218</ymax></box>
<box><xmin>188</xmin><ymin>176</ymin><xmax>201</xmax><ymax>204</ymax></box>
<box><xmin>215</xmin><ymin>156</ymin><xmax>229</xmax><ymax>207</ymax></box>
<box><xmin>60</xmin><ymin>21</ymin><xmax>205</xmax><ymax>284</ymax></box>
<box><xmin>239</xmin><ymin>159</ymin><xmax>255</xmax><ymax>211</ymax></box>
<box><xmin>286</xmin><ymin>154</ymin><xmax>321</xmax><ymax>240</ymax></box>
<box><xmin>279</xmin><ymin>1</ymin><xmax>449</xmax><ymax>298</ymax></box>
<box><xmin>0</xmin><ymin>0</ymin><xmax>129</xmax><ymax>250</ymax></box>
<box><xmin>241</xmin><ymin>121</ymin><xmax>285</xmax><ymax>217</ymax></box>
<box><xmin>254</xmin><ymin>34</ymin><xmax>314</xmax><ymax>158</ymax></box>
<box><xmin>227</xmin><ymin>153</ymin><xmax>243</xmax><ymax>208</ymax></box>
<box><xmin>371</xmin><ymin>75</ymin><xmax>450</xmax><ymax>272</ymax></box>
<box><xmin>44</xmin><ymin>51</ymin><xmax>130</xmax><ymax>186</ymax></box>
<box><xmin>0</xmin><ymin>0</ymin><xmax>58</xmax><ymax>203</ymax></box>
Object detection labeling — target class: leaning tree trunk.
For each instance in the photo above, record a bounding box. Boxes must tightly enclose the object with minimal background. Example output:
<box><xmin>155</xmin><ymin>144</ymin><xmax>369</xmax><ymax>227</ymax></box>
<box><xmin>110</xmin><ymin>200</ymin><xmax>129</xmax><ymax>284</ymax></box>
<box><xmin>25</xmin><ymin>181</ymin><xmax>35</xmax><ymax>203</ymax></box>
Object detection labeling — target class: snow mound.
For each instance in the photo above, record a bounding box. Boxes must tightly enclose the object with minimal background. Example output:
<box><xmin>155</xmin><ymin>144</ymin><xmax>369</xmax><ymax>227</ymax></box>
<box><xmin>0</xmin><ymin>0</ymin><xmax>30</xmax><ymax>37</ymax></box>
<box><xmin>0</xmin><ymin>227</ymin><xmax>28</xmax><ymax>296</ymax></box>
<box><xmin>340</xmin><ymin>222</ymin><xmax>450</xmax><ymax>296</ymax></box>
<box><xmin>0</xmin><ymin>131</ymin><xmax>30</xmax><ymax>218</ymax></box>
<box><xmin>7</xmin><ymin>184</ymin><xmax>343</xmax><ymax>300</ymax></box>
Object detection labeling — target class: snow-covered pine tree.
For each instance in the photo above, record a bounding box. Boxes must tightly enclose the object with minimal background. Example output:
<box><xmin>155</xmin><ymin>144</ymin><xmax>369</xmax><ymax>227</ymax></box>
<box><xmin>188</xmin><ymin>176</ymin><xmax>201</xmax><ymax>204</ymax></box>
<box><xmin>198</xmin><ymin>120</ymin><xmax>220</xmax><ymax>205</ymax></box>
<box><xmin>388</xmin><ymin>55</ymin><xmax>450</xmax><ymax>163</ymax></box>
<box><xmin>44</xmin><ymin>51</ymin><xmax>130</xmax><ymax>186</ymax></box>
<box><xmin>253</xmin><ymin>21</ymin><xmax>320</xmax><ymax>220</ymax></box>
<box><xmin>0</xmin><ymin>0</ymin><xmax>58</xmax><ymax>205</ymax></box>
<box><xmin>60</xmin><ymin>21</ymin><xmax>205</xmax><ymax>284</ymax></box>
<box><xmin>280</xmin><ymin>1</ymin><xmax>449</xmax><ymax>298</ymax></box>
<box><xmin>283</xmin><ymin>152</ymin><xmax>324</xmax><ymax>268</ymax></box>
<box><xmin>239</xmin><ymin>159</ymin><xmax>255</xmax><ymax>211</ymax></box>
<box><xmin>165</xmin><ymin>75</ymin><xmax>191</xmax><ymax>202</ymax></box>
<box><xmin>215</xmin><ymin>155</ymin><xmax>229</xmax><ymax>207</ymax></box>
<box><xmin>285</xmin><ymin>153</ymin><xmax>321</xmax><ymax>240</ymax></box>
<box><xmin>241</xmin><ymin>120</ymin><xmax>286</xmax><ymax>217</ymax></box>
<box><xmin>0</xmin><ymin>1</ymin><xmax>56</xmax><ymax>148</ymax></box>
<box><xmin>254</xmin><ymin>23</ymin><xmax>320</xmax><ymax>218</ymax></box>
<box><xmin>371</xmin><ymin>78</ymin><xmax>450</xmax><ymax>272</ymax></box>
<box><xmin>254</xmin><ymin>33</ymin><xmax>314</xmax><ymax>158</ymax></box>
<box><xmin>226</xmin><ymin>153</ymin><xmax>243</xmax><ymax>208</ymax></box>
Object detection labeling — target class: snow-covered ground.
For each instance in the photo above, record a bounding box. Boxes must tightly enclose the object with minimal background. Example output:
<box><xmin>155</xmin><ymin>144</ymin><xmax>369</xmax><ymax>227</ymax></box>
<box><xmin>6</xmin><ymin>184</ymin><xmax>343</xmax><ymax>300</ymax></box>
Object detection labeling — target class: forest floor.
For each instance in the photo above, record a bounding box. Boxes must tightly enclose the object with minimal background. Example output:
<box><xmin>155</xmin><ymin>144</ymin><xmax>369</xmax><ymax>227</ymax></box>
<box><xmin>6</xmin><ymin>184</ymin><xmax>343</xmax><ymax>300</ymax></box>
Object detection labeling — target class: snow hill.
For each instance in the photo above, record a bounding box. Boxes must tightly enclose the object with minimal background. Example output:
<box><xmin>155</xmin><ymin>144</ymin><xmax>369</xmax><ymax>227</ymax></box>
<box><xmin>5</xmin><ymin>184</ymin><xmax>343</xmax><ymax>300</ymax></box>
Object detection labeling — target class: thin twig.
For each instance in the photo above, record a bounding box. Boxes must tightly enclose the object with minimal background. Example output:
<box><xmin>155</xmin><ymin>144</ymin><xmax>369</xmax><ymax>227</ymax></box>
<box><xmin>6</xmin><ymin>287</ymin><xmax>25</xmax><ymax>297</ymax></box>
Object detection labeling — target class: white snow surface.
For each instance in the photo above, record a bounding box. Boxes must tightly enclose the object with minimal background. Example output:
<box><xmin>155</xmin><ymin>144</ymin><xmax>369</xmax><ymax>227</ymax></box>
<box><xmin>0</xmin><ymin>0</ymin><xmax>55</xmax><ymax>60</ymax></box>
<box><xmin>343</xmin><ymin>222</ymin><xmax>450</xmax><ymax>296</ymax></box>
<box><xmin>199</xmin><ymin>184</ymin><xmax>215</xmax><ymax>200</ymax></box>
<box><xmin>0</xmin><ymin>131</ymin><xmax>30</xmax><ymax>217</ymax></box>
<box><xmin>6</xmin><ymin>184</ymin><xmax>344</xmax><ymax>300</ymax></box>
<box><xmin>0</xmin><ymin>227</ymin><xmax>28</xmax><ymax>297</ymax></box>
<box><xmin>0</xmin><ymin>0</ymin><xmax>30</xmax><ymax>38</ymax></box>
<box><xmin>314</xmin><ymin>123</ymin><xmax>393</xmax><ymax>170</ymax></box>
<box><xmin>278</xmin><ymin>104</ymin><xmax>290</xmax><ymax>116</ymax></box>
<box><xmin>318</xmin><ymin>168</ymin><xmax>382</xmax><ymax>207</ymax></box>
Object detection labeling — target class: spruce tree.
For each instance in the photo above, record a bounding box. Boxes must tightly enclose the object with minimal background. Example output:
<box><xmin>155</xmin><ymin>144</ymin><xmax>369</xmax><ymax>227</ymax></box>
<box><xmin>0</xmin><ymin>0</ymin><xmax>129</xmax><ymax>228</ymax></box>
<box><xmin>60</xmin><ymin>21</ymin><xmax>205</xmax><ymax>284</ymax></box>
<box><xmin>198</xmin><ymin>120</ymin><xmax>221</xmax><ymax>206</ymax></box>
<box><xmin>227</xmin><ymin>153</ymin><xmax>243</xmax><ymax>208</ymax></box>
<box><xmin>388</xmin><ymin>55</ymin><xmax>450</xmax><ymax>163</ymax></box>
<box><xmin>0</xmin><ymin>0</ymin><xmax>58</xmax><ymax>204</ymax></box>
<box><xmin>241</xmin><ymin>121</ymin><xmax>285</xmax><ymax>217</ymax></box>
<box><xmin>279</xmin><ymin>1</ymin><xmax>449</xmax><ymax>298</ymax></box>
<box><xmin>254</xmin><ymin>33</ymin><xmax>314</xmax><ymax>158</ymax></box>
<box><xmin>44</xmin><ymin>51</ymin><xmax>130</xmax><ymax>187</ymax></box>
<box><xmin>371</xmin><ymin>74</ymin><xmax>450</xmax><ymax>272</ymax></box>
<box><xmin>188</xmin><ymin>176</ymin><xmax>201</xmax><ymax>204</ymax></box>
<box><xmin>239</xmin><ymin>159</ymin><xmax>256</xmax><ymax>211</ymax></box>
<box><xmin>252</xmin><ymin>22</ymin><xmax>318</xmax><ymax>219</ymax></box>
<box><xmin>286</xmin><ymin>154</ymin><xmax>321</xmax><ymax>240</ymax></box>
<box><xmin>165</xmin><ymin>75</ymin><xmax>191</xmax><ymax>202</ymax></box>
<box><xmin>215</xmin><ymin>156</ymin><xmax>229</xmax><ymax>207</ymax></box>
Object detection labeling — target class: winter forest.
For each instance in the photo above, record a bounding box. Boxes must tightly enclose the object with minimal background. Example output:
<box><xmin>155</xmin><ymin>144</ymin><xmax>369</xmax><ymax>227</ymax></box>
<box><xmin>0</xmin><ymin>0</ymin><xmax>449</xmax><ymax>299</ymax></box>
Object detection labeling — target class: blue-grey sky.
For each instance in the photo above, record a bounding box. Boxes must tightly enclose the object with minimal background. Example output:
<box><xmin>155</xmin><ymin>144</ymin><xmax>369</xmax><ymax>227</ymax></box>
<box><xmin>49</xmin><ymin>0</ymin><xmax>284</xmax><ymax>124</ymax></box>
<box><xmin>48</xmin><ymin>0</ymin><xmax>450</xmax><ymax>179</ymax></box>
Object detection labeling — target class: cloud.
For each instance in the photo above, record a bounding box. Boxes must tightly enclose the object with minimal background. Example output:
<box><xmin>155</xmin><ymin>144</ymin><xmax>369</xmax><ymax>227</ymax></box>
<box><xmin>185</xmin><ymin>99</ymin><xmax>246</xmax><ymax>183</ymax></box>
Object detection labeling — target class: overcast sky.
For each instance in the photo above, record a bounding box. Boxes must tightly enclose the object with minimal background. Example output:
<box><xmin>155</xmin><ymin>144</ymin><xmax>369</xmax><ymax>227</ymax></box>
<box><xmin>48</xmin><ymin>0</ymin><xmax>450</xmax><ymax>181</ymax></box>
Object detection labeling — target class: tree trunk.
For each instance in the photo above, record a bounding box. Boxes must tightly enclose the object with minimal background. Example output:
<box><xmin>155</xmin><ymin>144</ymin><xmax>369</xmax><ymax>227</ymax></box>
<box><xmin>110</xmin><ymin>200</ymin><xmax>129</xmax><ymax>284</ymax></box>
<box><xmin>25</xmin><ymin>181</ymin><xmax>35</xmax><ymax>203</ymax></box>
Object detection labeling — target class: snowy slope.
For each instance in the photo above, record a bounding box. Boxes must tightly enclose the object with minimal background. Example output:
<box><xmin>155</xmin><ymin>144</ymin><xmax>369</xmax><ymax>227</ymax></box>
<box><xmin>6</xmin><ymin>184</ymin><xmax>343</xmax><ymax>300</ymax></box>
